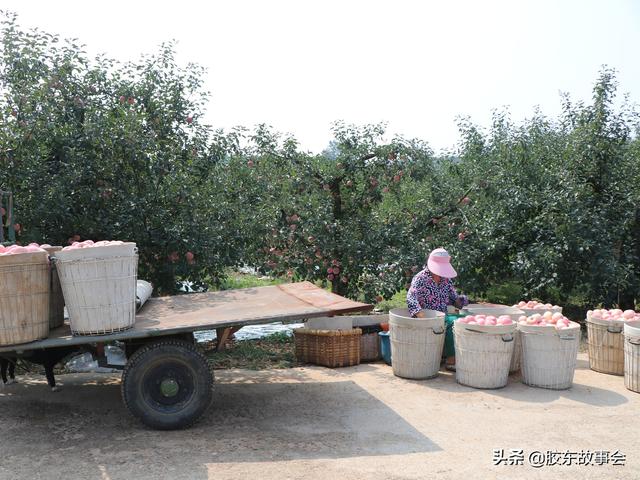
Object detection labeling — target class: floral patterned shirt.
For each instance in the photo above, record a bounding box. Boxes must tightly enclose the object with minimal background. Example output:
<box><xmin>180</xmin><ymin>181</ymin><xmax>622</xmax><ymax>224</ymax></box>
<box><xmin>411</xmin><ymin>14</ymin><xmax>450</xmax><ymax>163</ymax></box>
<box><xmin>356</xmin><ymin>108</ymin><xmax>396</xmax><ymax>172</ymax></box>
<box><xmin>406</xmin><ymin>269</ymin><xmax>468</xmax><ymax>316</ymax></box>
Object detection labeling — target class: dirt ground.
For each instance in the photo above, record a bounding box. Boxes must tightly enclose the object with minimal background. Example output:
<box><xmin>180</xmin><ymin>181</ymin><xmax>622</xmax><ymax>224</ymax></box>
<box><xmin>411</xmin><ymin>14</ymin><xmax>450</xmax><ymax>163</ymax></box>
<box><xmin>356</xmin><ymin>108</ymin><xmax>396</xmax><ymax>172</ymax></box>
<box><xmin>1</xmin><ymin>352</ymin><xmax>638</xmax><ymax>480</ymax></box>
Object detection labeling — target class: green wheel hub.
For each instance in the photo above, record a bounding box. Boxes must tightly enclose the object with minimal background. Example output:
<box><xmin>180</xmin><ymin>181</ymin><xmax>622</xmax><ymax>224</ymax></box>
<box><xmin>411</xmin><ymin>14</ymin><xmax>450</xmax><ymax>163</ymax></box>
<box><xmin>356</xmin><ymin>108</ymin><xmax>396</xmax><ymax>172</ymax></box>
<box><xmin>160</xmin><ymin>378</ymin><xmax>179</xmax><ymax>398</ymax></box>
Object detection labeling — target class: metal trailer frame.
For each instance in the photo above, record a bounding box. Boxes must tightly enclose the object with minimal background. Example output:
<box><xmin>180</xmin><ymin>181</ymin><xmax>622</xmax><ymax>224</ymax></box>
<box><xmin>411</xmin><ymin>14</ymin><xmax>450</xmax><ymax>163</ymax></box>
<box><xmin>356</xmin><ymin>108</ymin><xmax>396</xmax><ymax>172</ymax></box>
<box><xmin>0</xmin><ymin>282</ymin><xmax>371</xmax><ymax>430</ymax></box>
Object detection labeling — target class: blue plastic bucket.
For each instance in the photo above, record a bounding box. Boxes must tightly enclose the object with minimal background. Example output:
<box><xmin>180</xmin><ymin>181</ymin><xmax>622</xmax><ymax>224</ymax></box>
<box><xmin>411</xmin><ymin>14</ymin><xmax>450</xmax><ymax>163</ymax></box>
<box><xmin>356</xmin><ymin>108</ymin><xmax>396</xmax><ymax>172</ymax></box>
<box><xmin>379</xmin><ymin>331</ymin><xmax>391</xmax><ymax>365</ymax></box>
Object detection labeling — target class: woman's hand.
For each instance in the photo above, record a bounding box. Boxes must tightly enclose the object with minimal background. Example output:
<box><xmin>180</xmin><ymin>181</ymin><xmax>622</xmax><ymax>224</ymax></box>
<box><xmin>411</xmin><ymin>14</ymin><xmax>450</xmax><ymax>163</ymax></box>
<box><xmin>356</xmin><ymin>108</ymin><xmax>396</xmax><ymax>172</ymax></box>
<box><xmin>415</xmin><ymin>310</ymin><xmax>426</xmax><ymax>318</ymax></box>
<box><xmin>454</xmin><ymin>298</ymin><xmax>464</xmax><ymax>309</ymax></box>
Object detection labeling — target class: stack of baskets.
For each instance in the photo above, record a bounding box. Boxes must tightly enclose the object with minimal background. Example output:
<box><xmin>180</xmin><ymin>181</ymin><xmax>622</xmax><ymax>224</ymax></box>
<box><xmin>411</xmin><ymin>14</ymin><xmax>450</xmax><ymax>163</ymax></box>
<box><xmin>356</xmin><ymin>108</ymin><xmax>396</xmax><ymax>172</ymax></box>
<box><xmin>52</xmin><ymin>242</ymin><xmax>138</xmax><ymax>335</ymax></box>
<box><xmin>0</xmin><ymin>251</ymin><xmax>50</xmax><ymax>346</ymax></box>
<box><xmin>389</xmin><ymin>308</ymin><xmax>445</xmax><ymax>380</ymax></box>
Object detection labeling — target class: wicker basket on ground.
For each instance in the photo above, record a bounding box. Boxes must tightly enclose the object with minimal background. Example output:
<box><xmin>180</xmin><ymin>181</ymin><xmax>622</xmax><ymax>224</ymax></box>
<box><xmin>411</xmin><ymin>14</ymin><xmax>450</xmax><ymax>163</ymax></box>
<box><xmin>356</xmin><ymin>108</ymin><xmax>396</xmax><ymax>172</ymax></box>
<box><xmin>454</xmin><ymin>322</ymin><xmax>516</xmax><ymax>389</ymax></box>
<box><xmin>359</xmin><ymin>325</ymin><xmax>382</xmax><ymax>362</ymax></box>
<box><xmin>586</xmin><ymin>314</ymin><xmax>625</xmax><ymax>376</ymax></box>
<box><xmin>519</xmin><ymin>322</ymin><xmax>581</xmax><ymax>390</ymax></box>
<box><xmin>294</xmin><ymin>328</ymin><xmax>361</xmax><ymax>368</ymax></box>
<box><xmin>389</xmin><ymin>308</ymin><xmax>445</xmax><ymax>380</ymax></box>
<box><xmin>624</xmin><ymin>321</ymin><xmax>640</xmax><ymax>393</ymax></box>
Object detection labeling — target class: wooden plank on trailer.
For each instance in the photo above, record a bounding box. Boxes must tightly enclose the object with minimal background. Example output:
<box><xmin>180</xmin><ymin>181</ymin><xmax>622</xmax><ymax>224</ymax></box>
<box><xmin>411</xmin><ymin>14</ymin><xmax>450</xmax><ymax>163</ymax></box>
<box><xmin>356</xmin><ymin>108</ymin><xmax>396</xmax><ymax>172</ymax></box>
<box><xmin>0</xmin><ymin>282</ymin><xmax>371</xmax><ymax>353</ymax></box>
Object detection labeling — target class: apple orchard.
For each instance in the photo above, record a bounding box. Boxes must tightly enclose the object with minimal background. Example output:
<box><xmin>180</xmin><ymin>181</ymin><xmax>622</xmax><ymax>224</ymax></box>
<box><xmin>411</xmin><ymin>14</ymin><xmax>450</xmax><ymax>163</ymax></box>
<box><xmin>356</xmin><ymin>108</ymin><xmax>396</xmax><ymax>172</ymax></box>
<box><xmin>1</xmin><ymin>13</ymin><xmax>639</xmax><ymax>311</ymax></box>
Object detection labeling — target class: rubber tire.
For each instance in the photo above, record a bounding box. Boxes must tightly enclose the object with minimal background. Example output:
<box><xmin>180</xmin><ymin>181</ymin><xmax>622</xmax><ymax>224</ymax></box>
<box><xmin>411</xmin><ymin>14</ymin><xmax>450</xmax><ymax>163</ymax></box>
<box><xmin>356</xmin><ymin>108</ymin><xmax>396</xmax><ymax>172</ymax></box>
<box><xmin>121</xmin><ymin>338</ymin><xmax>214</xmax><ymax>430</ymax></box>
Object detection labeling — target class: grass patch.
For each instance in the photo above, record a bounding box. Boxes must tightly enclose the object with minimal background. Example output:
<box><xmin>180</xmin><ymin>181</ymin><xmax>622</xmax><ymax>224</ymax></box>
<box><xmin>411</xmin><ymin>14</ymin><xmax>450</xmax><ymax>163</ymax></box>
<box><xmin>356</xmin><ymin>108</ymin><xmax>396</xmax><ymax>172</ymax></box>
<box><xmin>206</xmin><ymin>331</ymin><xmax>298</xmax><ymax>370</ymax></box>
<box><xmin>376</xmin><ymin>289</ymin><xmax>407</xmax><ymax>312</ymax></box>
<box><xmin>218</xmin><ymin>271</ymin><xmax>287</xmax><ymax>290</ymax></box>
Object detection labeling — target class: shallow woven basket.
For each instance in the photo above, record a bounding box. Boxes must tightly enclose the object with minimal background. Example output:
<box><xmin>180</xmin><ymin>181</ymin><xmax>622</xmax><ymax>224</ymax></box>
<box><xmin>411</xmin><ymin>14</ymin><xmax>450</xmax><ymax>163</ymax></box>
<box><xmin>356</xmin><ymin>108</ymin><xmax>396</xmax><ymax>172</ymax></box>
<box><xmin>0</xmin><ymin>252</ymin><xmax>50</xmax><ymax>346</ymax></box>
<box><xmin>43</xmin><ymin>247</ymin><xmax>65</xmax><ymax>330</ymax></box>
<box><xmin>55</xmin><ymin>254</ymin><xmax>138</xmax><ymax>335</ymax></box>
<box><xmin>389</xmin><ymin>308</ymin><xmax>445</xmax><ymax>380</ymax></box>
<box><xmin>454</xmin><ymin>323</ymin><xmax>516</xmax><ymax>389</ymax></box>
<box><xmin>624</xmin><ymin>321</ymin><xmax>640</xmax><ymax>393</ymax></box>
<box><xmin>586</xmin><ymin>317</ymin><xmax>624</xmax><ymax>376</ymax></box>
<box><xmin>294</xmin><ymin>328</ymin><xmax>361</xmax><ymax>368</ymax></box>
<box><xmin>360</xmin><ymin>332</ymin><xmax>381</xmax><ymax>362</ymax></box>
<box><xmin>519</xmin><ymin>323</ymin><xmax>580</xmax><ymax>390</ymax></box>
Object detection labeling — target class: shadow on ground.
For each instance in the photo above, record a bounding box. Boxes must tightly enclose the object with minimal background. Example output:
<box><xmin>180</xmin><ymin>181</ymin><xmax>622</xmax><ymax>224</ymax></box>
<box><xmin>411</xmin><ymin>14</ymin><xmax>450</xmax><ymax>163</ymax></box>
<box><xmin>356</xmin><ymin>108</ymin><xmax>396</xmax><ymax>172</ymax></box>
<box><xmin>0</xmin><ymin>372</ymin><xmax>439</xmax><ymax>480</ymax></box>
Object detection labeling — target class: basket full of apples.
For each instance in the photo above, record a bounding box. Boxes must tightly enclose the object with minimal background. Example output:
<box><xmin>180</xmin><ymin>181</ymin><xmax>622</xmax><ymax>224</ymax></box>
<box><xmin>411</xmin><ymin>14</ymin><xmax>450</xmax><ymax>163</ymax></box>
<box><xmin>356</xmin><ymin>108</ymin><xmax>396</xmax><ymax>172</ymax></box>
<box><xmin>586</xmin><ymin>309</ymin><xmax>640</xmax><ymax>376</ymax></box>
<box><xmin>51</xmin><ymin>240</ymin><xmax>138</xmax><ymax>335</ymax></box>
<box><xmin>516</xmin><ymin>312</ymin><xmax>580</xmax><ymax>390</ymax></box>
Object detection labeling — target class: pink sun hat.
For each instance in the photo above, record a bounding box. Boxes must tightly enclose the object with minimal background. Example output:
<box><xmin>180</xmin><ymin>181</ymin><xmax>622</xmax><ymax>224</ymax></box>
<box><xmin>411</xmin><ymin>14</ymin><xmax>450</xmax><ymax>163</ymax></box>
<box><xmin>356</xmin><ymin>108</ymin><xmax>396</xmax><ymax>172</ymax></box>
<box><xmin>427</xmin><ymin>248</ymin><xmax>457</xmax><ymax>278</ymax></box>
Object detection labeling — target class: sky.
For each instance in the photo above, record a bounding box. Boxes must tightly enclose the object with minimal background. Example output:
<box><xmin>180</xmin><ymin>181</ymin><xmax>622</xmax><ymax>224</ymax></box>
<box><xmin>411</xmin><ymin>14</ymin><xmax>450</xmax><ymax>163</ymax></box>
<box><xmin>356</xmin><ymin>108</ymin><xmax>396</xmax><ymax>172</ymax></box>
<box><xmin>1</xmin><ymin>0</ymin><xmax>638</xmax><ymax>154</ymax></box>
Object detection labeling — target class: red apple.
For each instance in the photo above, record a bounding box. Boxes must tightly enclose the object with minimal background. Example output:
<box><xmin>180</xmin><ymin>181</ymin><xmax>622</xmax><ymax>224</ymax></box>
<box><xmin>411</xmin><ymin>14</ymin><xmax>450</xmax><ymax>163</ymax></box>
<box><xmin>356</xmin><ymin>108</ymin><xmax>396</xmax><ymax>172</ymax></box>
<box><xmin>382</xmin><ymin>187</ymin><xmax>389</xmax><ymax>193</ymax></box>
<box><xmin>118</xmin><ymin>96</ymin><xmax>125</xmax><ymax>104</ymax></box>
<box><xmin>185</xmin><ymin>251</ymin><xmax>195</xmax><ymax>264</ymax></box>
<box><xmin>247</xmin><ymin>160</ymin><xmax>254</xmax><ymax>167</ymax></box>
<box><xmin>461</xmin><ymin>196</ymin><xmax>471</xmax><ymax>205</ymax></box>
<box><xmin>127</xmin><ymin>97</ymin><xmax>135</xmax><ymax>105</ymax></box>
<box><xmin>458</xmin><ymin>232</ymin><xmax>466</xmax><ymax>241</ymax></box>
<box><xmin>393</xmin><ymin>175</ymin><xmax>401</xmax><ymax>183</ymax></box>
<box><xmin>327</xmin><ymin>273</ymin><xmax>335</xmax><ymax>281</ymax></box>
<box><xmin>186</xmin><ymin>115</ymin><xmax>193</xmax><ymax>124</ymax></box>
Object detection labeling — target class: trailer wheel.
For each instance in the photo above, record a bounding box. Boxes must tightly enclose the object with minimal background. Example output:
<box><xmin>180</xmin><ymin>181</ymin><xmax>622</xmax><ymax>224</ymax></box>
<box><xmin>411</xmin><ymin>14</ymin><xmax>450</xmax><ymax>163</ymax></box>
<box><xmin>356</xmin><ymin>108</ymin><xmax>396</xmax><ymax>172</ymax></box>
<box><xmin>121</xmin><ymin>338</ymin><xmax>214</xmax><ymax>430</ymax></box>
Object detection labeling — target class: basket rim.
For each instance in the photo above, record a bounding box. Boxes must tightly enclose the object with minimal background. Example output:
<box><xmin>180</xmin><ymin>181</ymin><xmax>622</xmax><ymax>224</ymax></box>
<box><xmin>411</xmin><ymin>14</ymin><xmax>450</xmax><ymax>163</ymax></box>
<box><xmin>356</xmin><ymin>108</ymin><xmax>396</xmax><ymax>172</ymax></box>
<box><xmin>294</xmin><ymin>327</ymin><xmax>362</xmax><ymax>336</ymax></box>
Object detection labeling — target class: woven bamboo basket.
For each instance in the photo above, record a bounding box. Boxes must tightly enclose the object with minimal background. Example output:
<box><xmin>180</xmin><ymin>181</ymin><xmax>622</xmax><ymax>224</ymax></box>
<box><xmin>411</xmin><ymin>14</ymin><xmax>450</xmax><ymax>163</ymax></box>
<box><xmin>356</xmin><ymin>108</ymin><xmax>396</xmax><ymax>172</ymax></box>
<box><xmin>510</xmin><ymin>330</ymin><xmax>522</xmax><ymax>373</ymax></box>
<box><xmin>454</xmin><ymin>322</ymin><xmax>516</xmax><ymax>389</ymax></box>
<box><xmin>586</xmin><ymin>315</ymin><xmax>625</xmax><ymax>376</ymax></box>
<box><xmin>462</xmin><ymin>306</ymin><xmax>524</xmax><ymax>373</ymax></box>
<box><xmin>0</xmin><ymin>252</ymin><xmax>50</xmax><ymax>346</ymax></box>
<box><xmin>54</xmin><ymin>251</ymin><xmax>138</xmax><ymax>335</ymax></box>
<box><xmin>360</xmin><ymin>332</ymin><xmax>381</xmax><ymax>362</ymax></box>
<box><xmin>519</xmin><ymin>322</ymin><xmax>580</xmax><ymax>390</ymax></box>
<box><xmin>624</xmin><ymin>321</ymin><xmax>640</xmax><ymax>393</ymax></box>
<box><xmin>294</xmin><ymin>328</ymin><xmax>361</xmax><ymax>368</ymax></box>
<box><xmin>43</xmin><ymin>246</ymin><xmax>65</xmax><ymax>330</ymax></box>
<box><xmin>389</xmin><ymin>308</ymin><xmax>445</xmax><ymax>380</ymax></box>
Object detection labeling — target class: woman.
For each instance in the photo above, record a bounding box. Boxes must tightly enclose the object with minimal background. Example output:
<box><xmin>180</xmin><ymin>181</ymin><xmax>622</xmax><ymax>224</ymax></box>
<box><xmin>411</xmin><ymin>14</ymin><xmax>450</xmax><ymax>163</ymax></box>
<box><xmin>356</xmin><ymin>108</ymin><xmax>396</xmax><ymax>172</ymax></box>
<box><xmin>407</xmin><ymin>248</ymin><xmax>468</xmax><ymax>370</ymax></box>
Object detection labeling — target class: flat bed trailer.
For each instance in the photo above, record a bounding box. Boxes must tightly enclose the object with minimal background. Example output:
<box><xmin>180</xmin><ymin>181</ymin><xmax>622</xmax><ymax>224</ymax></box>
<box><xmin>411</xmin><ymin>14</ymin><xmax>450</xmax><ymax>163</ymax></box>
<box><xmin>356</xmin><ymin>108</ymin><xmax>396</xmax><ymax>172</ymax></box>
<box><xmin>0</xmin><ymin>281</ymin><xmax>370</xmax><ymax>429</ymax></box>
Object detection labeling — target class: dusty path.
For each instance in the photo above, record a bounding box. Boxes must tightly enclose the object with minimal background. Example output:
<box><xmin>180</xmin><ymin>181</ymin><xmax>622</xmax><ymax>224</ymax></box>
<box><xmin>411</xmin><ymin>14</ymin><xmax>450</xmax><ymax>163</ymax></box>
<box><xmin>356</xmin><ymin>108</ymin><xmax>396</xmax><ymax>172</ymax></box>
<box><xmin>0</xmin><ymin>353</ymin><xmax>638</xmax><ymax>480</ymax></box>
